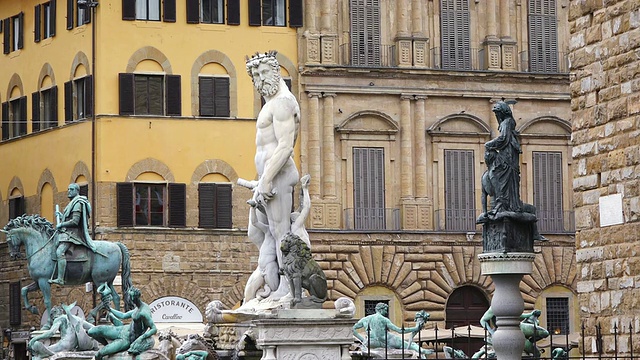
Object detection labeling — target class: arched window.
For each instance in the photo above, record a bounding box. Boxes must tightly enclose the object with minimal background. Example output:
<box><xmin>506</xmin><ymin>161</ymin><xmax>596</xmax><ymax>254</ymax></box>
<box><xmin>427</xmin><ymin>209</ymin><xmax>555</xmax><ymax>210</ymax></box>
<box><xmin>198</xmin><ymin>62</ymin><xmax>230</xmax><ymax>117</ymax></box>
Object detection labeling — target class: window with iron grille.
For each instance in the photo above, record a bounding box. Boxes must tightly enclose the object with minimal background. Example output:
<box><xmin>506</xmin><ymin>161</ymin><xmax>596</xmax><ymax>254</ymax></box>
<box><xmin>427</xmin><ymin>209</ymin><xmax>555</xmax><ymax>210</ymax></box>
<box><xmin>528</xmin><ymin>0</ymin><xmax>558</xmax><ymax>72</ymax></box>
<box><xmin>533</xmin><ymin>151</ymin><xmax>564</xmax><ymax>232</ymax></box>
<box><xmin>349</xmin><ymin>0</ymin><xmax>381</xmax><ymax>66</ymax></box>
<box><xmin>444</xmin><ymin>149</ymin><xmax>476</xmax><ymax>231</ymax></box>
<box><xmin>546</xmin><ymin>297</ymin><xmax>569</xmax><ymax>334</ymax></box>
<box><xmin>364</xmin><ymin>300</ymin><xmax>389</xmax><ymax>317</ymax></box>
<box><xmin>440</xmin><ymin>0</ymin><xmax>471</xmax><ymax>70</ymax></box>
<box><xmin>10</xmin><ymin>281</ymin><xmax>21</xmax><ymax>325</ymax></box>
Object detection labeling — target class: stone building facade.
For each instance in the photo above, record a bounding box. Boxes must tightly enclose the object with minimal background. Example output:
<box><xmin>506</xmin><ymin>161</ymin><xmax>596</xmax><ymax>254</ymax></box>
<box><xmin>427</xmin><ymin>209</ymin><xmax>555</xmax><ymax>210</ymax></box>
<box><xmin>569</xmin><ymin>0</ymin><xmax>640</xmax><ymax>355</ymax></box>
<box><xmin>0</xmin><ymin>0</ymin><xmax>579</xmax><ymax>358</ymax></box>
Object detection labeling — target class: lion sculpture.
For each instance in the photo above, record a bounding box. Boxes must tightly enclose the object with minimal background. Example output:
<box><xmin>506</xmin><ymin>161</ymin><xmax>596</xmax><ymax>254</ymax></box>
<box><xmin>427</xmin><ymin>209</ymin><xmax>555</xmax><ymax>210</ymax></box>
<box><xmin>280</xmin><ymin>233</ymin><xmax>327</xmax><ymax>308</ymax></box>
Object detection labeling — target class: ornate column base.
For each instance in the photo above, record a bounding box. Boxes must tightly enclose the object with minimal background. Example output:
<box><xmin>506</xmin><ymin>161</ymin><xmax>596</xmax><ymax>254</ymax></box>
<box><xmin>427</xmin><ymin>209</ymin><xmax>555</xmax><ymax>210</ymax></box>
<box><xmin>479</xmin><ymin>252</ymin><xmax>535</xmax><ymax>360</ymax></box>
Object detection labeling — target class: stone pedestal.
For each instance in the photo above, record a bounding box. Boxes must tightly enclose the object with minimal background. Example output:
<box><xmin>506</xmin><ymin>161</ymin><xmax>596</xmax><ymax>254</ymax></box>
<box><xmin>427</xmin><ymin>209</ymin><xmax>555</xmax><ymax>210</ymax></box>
<box><xmin>479</xmin><ymin>252</ymin><xmax>535</xmax><ymax>360</ymax></box>
<box><xmin>252</xmin><ymin>310</ymin><xmax>355</xmax><ymax>360</ymax></box>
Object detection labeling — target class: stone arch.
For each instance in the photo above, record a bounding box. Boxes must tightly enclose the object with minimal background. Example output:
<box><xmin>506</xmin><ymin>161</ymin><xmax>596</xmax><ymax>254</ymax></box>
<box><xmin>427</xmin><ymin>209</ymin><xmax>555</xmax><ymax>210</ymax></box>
<box><xmin>125</xmin><ymin>46</ymin><xmax>173</xmax><ymax>74</ymax></box>
<box><xmin>69</xmin><ymin>51</ymin><xmax>91</xmax><ymax>78</ymax></box>
<box><xmin>427</xmin><ymin>113</ymin><xmax>492</xmax><ymax>137</ymax></box>
<box><xmin>8</xmin><ymin>176</ymin><xmax>25</xmax><ymax>197</ymax></box>
<box><xmin>125</xmin><ymin>158</ymin><xmax>175</xmax><ymax>182</ymax></box>
<box><xmin>336</xmin><ymin>110</ymin><xmax>400</xmax><ymax>135</ymax></box>
<box><xmin>70</xmin><ymin>161</ymin><xmax>92</xmax><ymax>185</ymax></box>
<box><xmin>6</xmin><ymin>73</ymin><xmax>24</xmax><ymax>100</ymax></box>
<box><xmin>140</xmin><ymin>277</ymin><xmax>210</xmax><ymax>316</ymax></box>
<box><xmin>36</xmin><ymin>168</ymin><xmax>58</xmax><ymax>198</ymax></box>
<box><xmin>522</xmin><ymin>245</ymin><xmax>578</xmax><ymax>305</ymax></box>
<box><xmin>190</xmin><ymin>159</ymin><xmax>239</xmax><ymax>184</ymax></box>
<box><xmin>37</xmin><ymin>63</ymin><xmax>56</xmax><ymax>89</ymax></box>
<box><xmin>220</xmin><ymin>282</ymin><xmax>245</xmax><ymax>310</ymax></box>
<box><xmin>517</xmin><ymin>116</ymin><xmax>571</xmax><ymax>137</ymax></box>
<box><xmin>191</xmin><ymin>50</ymin><xmax>238</xmax><ymax>117</ymax></box>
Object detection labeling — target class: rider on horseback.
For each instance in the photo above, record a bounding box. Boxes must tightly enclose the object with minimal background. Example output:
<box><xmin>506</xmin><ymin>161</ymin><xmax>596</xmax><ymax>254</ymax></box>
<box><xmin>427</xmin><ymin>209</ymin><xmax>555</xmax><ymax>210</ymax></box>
<box><xmin>49</xmin><ymin>183</ymin><xmax>97</xmax><ymax>285</ymax></box>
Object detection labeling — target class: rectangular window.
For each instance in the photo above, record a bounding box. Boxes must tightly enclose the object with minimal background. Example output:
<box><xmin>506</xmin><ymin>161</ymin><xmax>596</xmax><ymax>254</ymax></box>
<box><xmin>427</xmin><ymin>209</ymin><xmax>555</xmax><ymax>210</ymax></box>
<box><xmin>199</xmin><ymin>76</ymin><xmax>230</xmax><ymax>117</ymax></box>
<box><xmin>77</xmin><ymin>4</ymin><xmax>90</xmax><ymax>26</ymax></box>
<box><xmin>364</xmin><ymin>300</ymin><xmax>389</xmax><ymax>317</ymax></box>
<box><xmin>10</xmin><ymin>281</ymin><xmax>21</xmax><ymax>325</ymax></box>
<box><xmin>201</xmin><ymin>0</ymin><xmax>224</xmax><ymax>23</ymax></box>
<box><xmin>444</xmin><ymin>149</ymin><xmax>476</xmax><ymax>231</ymax></box>
<box><xmin>440</xmin><ymin>0</ymin><xmax>471</xmax><ymax>70</ymax></box>
<box><xmin>43</xmin><ymin>2</ymin><xmax>54</xmax><ymax>38</ymax></box>
<box><xmin>117</xmin><ymin>182</ymin><xmax>186</xmax><ymax>227</ymax></box>
<box><xmin>350</xmin><ymin>0</ymin><xmax>381</xmax><ymax>66</ymax></box>
<box><xmin>8</xmin><ymin>97</ymin><xmax>27</xmax><ymax>138</ymax></box>
<box><xmin>262</xmin><ymin>0</ymin><xmax>286</xmax><ymax>26</ymax></box>
<box><xmin>9</xmin><ymin>196</ymin><xmax>25</xmax><ymax>220</ymax></box>
<box><xmin>4</xmin><ymin>12</ymin><xmax>25</xmax><ymax>53</ymax></box>
<box><xmin>40</xmin><ymin>87</ymin><xmax>58</xmax><ymax>129</ymax></box>
<box><xmin>198</xmin><ymin>183</ymin><xmax>232</xmax><ymax>228</ymax></box>
<box><xmin>134</xmin><ymin>75</ymin><xmax>164</xmax><ymax>115</ymax></box>
<box><xmin>136</xmin><ymin>0</ymin><xmax>161</xmax><ymax>21</ymax></box>
<box><xmin>353</xmin><ymin>147</ymin><xmax>386</xmax><ymax>230</ymax></box>
<box><xmin>528</xmin><ymin>0</ymin><xmax>558</xmax><ymax>72</ymax></box>
<box><xmin>546</xmin><ymin>297</ymin><xmax>569</xmax><ymax>335</ymax></box>
<box><xmin>533</xmin><ymin>151</ymin><xmax>564</xmax><ymax>232</ymax></box>
<box><xmin>76</xmin><ymin>78</ymin><xmax>86</xmax><ymax>119</ymax></box>
<box><xmin>135</xmin><ymin>183</ymin><xmax>165</xmax><ymax>226</ymax></box>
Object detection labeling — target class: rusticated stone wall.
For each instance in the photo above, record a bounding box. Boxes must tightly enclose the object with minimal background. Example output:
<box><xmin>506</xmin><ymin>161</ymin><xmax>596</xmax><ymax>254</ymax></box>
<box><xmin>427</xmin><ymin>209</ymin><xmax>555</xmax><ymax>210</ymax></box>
<box><xmin>569</xmin><ymin>0</ymin><xmax>640</xmax><ymax>355</ymax></box>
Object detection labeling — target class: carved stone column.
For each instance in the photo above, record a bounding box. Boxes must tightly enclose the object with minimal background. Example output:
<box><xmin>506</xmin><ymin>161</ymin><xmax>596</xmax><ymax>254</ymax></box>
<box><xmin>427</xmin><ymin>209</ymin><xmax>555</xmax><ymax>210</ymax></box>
<box><xmin>307</xmin><ymin>92</ymin><xmax>322</xmax><ymax>198</ymax></box>
<box><xmin>320</xmin><ymin>0</ymin><xmax>337</xmax><ymax>65</ymax></box>
<box><xmin>400</xmin><ymin>95</ymin><xmax>414</xmax><ymax>199</ymax></box>
<box><xmin>322</xmin><ymin>93</ymin><xmax>336</xmax><ymax>199</ymax></box>
<box><xmin>396</xmin><ymin>0</ymin><xmax>412</xmax><ymax>67</ymax></box>
<box><xmin>397</xmin><ymin>0</ymin><xmax>410</xmax><ymax>37</ymax></box>
<box><xmin>306</xmin><ymin>0</ymin><xmax>318</xmax><ymax>34</ymax></box>
<box><xmin>414</xmin><ymin>96</ymin><xmax>427</xmax><ymax>199</ymax></box>
<box><xmin>499</xmin><ymin>0</ymin><xmax>517</xmax><ymax>70</ymax></box>
<box><xmin>411</xmin><ymin>0</ymin><xmax>428</xmax><ymax>68</ymax></box>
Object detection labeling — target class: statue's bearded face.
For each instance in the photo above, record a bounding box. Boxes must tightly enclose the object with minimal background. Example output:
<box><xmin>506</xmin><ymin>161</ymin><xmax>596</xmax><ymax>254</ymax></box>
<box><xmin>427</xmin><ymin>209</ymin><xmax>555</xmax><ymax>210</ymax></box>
<box><xmin>251</xmin><ymin>62</ymin><xmax>280</xmax><ymax>97</ymax></box>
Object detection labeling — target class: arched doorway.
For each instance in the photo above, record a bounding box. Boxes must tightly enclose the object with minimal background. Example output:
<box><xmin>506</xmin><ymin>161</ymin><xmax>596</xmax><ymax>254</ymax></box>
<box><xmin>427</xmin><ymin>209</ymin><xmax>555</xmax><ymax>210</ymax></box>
<box><xmin>445</xmin><ymin>285</ymin><xmax>490</xmax><ymax>356</ymax></box>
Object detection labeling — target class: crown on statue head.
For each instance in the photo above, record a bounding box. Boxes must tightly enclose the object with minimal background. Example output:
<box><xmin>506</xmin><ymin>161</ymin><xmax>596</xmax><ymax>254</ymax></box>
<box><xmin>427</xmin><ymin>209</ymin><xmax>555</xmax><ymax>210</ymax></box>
<box><xmin>245</xmin><ymin>50</ymin><xmax>278</xmax><ymax>64</ymax></box>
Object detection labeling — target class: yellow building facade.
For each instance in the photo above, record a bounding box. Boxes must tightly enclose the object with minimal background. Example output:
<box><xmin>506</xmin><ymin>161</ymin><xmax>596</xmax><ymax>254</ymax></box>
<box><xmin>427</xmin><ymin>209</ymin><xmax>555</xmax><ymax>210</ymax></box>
<box><xmin>0</xmin><ymin>0</ymin><xmax>300</xmax><ymax>348</ymax></box>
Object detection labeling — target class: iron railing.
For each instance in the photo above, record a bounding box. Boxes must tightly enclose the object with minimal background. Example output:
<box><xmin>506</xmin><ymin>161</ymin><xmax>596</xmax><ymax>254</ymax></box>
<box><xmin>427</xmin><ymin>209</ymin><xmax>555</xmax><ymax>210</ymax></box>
<box><xmin>520</xmin><ymin>50</ymin><xmax>570</xmax><ymax>73</ymax></box>
<box><xmin>339</xmin><ymin>43</ymin><xmax>397</xmax><ymax>67</ymax></box>
<box><xmin>434</xmin><ymin>209</ymin><xmax>482</xmax><ymax>232</ymax></box>
<box><xmin>353</xmin><ymin>321</ymin><xmax>636</xmax><ymax>360</ymax></box>
<box><xmin>344</xmin><ymin>208</ymin><xmax>401</xmax><ymax>231</ymax></box>
<box><xmin>430</xmin><ymin>47</ymin><xmax>485</xmax><ymax>71</ymax></box>
<box><xmin>537</xmin><ymin>210</ymin><xmax>575</xmax><ymax>233</ymax></box>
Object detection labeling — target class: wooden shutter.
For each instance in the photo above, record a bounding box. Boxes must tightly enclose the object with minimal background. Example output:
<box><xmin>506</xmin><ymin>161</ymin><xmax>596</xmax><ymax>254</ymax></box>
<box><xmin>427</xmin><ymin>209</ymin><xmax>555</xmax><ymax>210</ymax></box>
<box><xmin>122</xmin><ymin>0</ymin><xmax>136</xmax><ymax>20</ymax></box>
<box><xmin>198</xmin><ymin>183</ymin><xmax>216</xmax><ymax>227</ymax></box>
<box><xmin>64</xmin><ymin>80</ymin><xmax>73</xmax><ymax>122</ymax></box>
<box><xmin>440</xmin><ymin>0</ymin><xmax>470</xmax><ymax>69</ymax></box>
<box><xmin>168</xmin><ymin>183</ymin><xmax>186</xmax><ymax>227</ymax></box>
<box><xmin>79</xmin><ymin>184</ymin><xmax>89</xmax><ymax>197</ymax></box>
<box><xmin>165</xmin><ymin>75</ymin><xmax>181</xmax><ymax>116</ymax></box>
<box><xmin>19</xmin><ymin>96</ymin><xmax>27</xmax><ymax>135</ymax></box>
<box><xmin>117</xmin><ymin>182</ymin><xmax>134</xmax><ymax>227</ymax></box>
<box><xmin>164</xmin><ymin>0</ymin><xmax>176</xmax><ymax>22</ymax></box>
<box><xmin>50</xmin><ymin>0</ymin><xmax>57</xmax><ymax>36</ymax></box>
<box><xmin>35</xmin><ymin>5</ymin><xmax>42</xmax><ymax>42</ymax></box>
<box><xmin>533</xmin><ymin>151</ymin><xmax>563</xmax><ymax>232</ymax></box>
<box><xmin>227</xmin><ymin>0</ymin><xmax>240</xmax><ymax>24</ymax></box>
<box><xmin>3</xmin><ymin>18</ymin><xmax>10</xmax><ymax>54</ymax></box>
<box><xmin>10</xmin><ymin>281</ymin><xmax>21</xmax><ymax>325</ymax></box>
<box><xmin>199</xmin><ymin>77</ymin><xmax>214</xmax><ymax>116</ymax></box>
<box><xmin>216</xmin><ymin>183</ymin><xmax>232</xmax><ymax>228</ymax></box>
<box><xmin>248</xmin><ymin>0</ymin><xmax>261</xmax><ymax>25</ymax></box>
<box><xmin>444</xmin><ymin>149</ymin><xmax>475</xmax><ymax>231</ymax></box>
<box><xmin>350</xmin><ymin>0</ymin><xmax>380</xmax><ymax>66</ymax></box>
<box><xmin>528</xmin><ymin>0</ymin><xmax>558</xmax><ymax>72</ymax></box>
<box><xmin>353</xmin><ymin>147</ymin><xmax>385</xmax><ymax>230</ymax></box>
<box><xmin>17</xmin><ymin>12</ymin><xmax>24</xmax><ymax>50</ymax></box>
<box><xmin>32</xmin><ymin>91</ymin><xmax>40</xmax><ymax>132</ymax></box>
<box><xmin>85</xmin><ymin>75</ymin><xmax>93</xmax><ymax>117</ymax></box>
<box><xmin>66</xmin><ymin>0</ymin><xmax>74</xmax><ymax>29</ymax></box>
<box><xmin>214</xmin><ymin>77</ymin><xmax>230</xmax><ymax>117</ymax></box>
<box><xmin>289</xmin><ymin>0</ymin><xmax>303</xmax><ymax>27</ymax></box>
<box><xmin>199</xmin><ymin>183</ymin><xmax>232</xmax><ymax>228</ymax></box>
<box><xmin>119</xmin><ymin>73</ymin><xmax>135</xmax><ymax>115</ymax></box>
<box><xmin>9</xmin><ymin>197</ymin><xmax>25</xmax><ymax>219</ymax></box>
<box><xmin>186</xmin><ymin>0</ymin><xmax>199</xmax><ymax>23</ymax></box>
<box><xmin>1</xmin><ymin>102</ymin><xmax>8</xmax><ymax>140</ymax></box>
